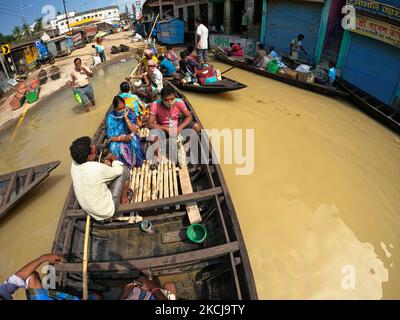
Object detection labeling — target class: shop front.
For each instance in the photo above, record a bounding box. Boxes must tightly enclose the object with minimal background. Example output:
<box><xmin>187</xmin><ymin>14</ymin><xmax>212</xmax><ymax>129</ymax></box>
<box><xmin>338</xmin><ymin>0</ymin><xmax>400</xmax><ymax>108</ymax></box>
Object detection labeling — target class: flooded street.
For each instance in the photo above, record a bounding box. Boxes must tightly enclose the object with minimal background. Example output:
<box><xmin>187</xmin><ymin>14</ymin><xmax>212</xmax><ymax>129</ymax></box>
<box><xmin>0</xmin><ymin>59</ymin><xmax>399</xmax><ymax>299</ymax></box>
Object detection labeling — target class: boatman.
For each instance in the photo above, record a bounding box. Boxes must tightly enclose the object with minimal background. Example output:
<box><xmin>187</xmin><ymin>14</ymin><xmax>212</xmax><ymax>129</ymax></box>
<box><xmin>70</xmin><ymin>57</ymin><xmax>95</xmax><ymax>112</ymax></box>
<box><xmin>195</xmin><ymin>18</ymin><xmax>209</xmax><ymax>64</ymax></box>
<box><xmin>289</xmin><ymin>34</ymin><xmax>307</xmax><ymax>69</ymax></box>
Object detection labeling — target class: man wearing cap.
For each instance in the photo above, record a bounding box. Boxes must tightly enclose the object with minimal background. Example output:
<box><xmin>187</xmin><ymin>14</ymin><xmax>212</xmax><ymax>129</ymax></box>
<box><xmin>142</xmin><ymin>49</ymin><xmax>159</xmax><ymax>72</ymax></box>
<box><xmin>136</xmin><ymin>59</ymin><xmax>163</xmax><ymax>101</ymax></box>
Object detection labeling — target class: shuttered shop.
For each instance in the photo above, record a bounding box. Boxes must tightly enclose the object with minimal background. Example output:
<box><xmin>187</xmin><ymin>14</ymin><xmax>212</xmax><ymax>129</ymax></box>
<box><xmin>341</xmin><ymin>32</ymin><xmax>400</xmax><ymax>106</ymax></box>
<box><xmin>264</xmin><ymin>0</ymin><xmax>324</xmax><ymax>62</ymax></box>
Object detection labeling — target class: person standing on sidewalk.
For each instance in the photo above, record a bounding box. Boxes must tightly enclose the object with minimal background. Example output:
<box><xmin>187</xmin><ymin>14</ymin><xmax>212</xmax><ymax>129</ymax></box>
<box><xmin>195</xmin><ymin>18</ymin><xmax>209</xmax><ymax>64</ymax></box>
<box><xmin>70</xmin><ymin>57</ymin><xmax>95</xmax><ymax>112</ymax></box>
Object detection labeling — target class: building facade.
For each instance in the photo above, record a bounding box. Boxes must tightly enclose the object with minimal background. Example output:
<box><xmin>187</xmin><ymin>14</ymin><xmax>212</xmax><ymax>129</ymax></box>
<box><xmin>337</xmin><ymin>0</ymin><xmax>400</xmax><ymax>108</ymax></box>
<box><xmin>50</xmin><ymin>5</ymin><xmax>121</xmax><ymax>34</ymax></box>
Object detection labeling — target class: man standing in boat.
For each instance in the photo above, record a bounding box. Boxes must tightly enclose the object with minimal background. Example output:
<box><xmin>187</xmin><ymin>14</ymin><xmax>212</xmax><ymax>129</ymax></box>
<box><xmin>289</xmin><ymin>34</ymin><xmax>307</xmax><ymax>69</ymax></box>
<box><xmin>70</xmin><ymin>58</ymin><xmax>95</xmax><ymax>112</ymax></box>
<box><xmin>195</xmin><ymin>18</ymin><xmax>209</xmax><ymax>64</ymax></box>
<box><xmin>69</xmin><ymin>136</ymin><xmax>130</xmax><ymax>222</ymax></box>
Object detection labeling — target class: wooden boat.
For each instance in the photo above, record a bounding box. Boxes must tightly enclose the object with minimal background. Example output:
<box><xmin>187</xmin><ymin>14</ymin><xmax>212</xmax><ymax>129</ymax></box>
<box><xmin>167</xmin><ymin>76</ymin><xmax>247</xmax><ymax>94</ymax></box>
<box><xmin>214</xmin><ymin>49</ymin><xmax>348</xmax><ymax>98</ymax></box>
<box><xmin>0</xmin><ymin>161</ymin><xmax>61</xmax><ymax>221</ymax></box>
<box><xmin>51</xmin><ymin>80</ymin><xmax>257</xmax><ymax>300</ymax></box>
<box><xmin>336</xmin><ymin>78</ymin><xmax>400</xmax><ymax>134</ymax></box>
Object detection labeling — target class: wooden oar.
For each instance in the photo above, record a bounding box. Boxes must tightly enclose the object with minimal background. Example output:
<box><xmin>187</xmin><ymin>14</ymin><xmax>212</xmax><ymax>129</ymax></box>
<box><xmin>129</xmin><ymin>13</ymin><xmax>160</xmax><ymax>79</ymax></box>
<box><xmin>221</xmin><ymin>66</ymin><xmax>236</xmax><ymax>75</ymax></box>
<box><xmin>82</xmin><ymin>151</ymin><xmax>102</xmax><ymax>300</ymax></box>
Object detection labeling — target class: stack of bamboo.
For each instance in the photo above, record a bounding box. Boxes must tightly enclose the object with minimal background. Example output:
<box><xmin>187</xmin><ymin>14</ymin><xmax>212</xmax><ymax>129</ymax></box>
<box><xmin>130</xmin><ymin>159</ymin><xmax>179</xmax><ymax>203</ymax></box>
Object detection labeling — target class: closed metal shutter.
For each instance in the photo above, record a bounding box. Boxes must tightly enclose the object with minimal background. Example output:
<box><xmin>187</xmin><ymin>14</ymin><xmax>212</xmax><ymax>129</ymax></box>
<box><xmin>264</xmin><ymin>0</ymin><xmax>323</xmax><ymax>62</ymax></box>
<box><xmin>342</xmin><ymin>33</ymin><xmax>400</xmax><ymax>105</ymax></box>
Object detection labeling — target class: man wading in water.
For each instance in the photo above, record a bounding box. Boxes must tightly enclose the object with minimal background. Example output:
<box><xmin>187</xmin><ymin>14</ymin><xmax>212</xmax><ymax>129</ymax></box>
<box><xmin>70</xmin><ymin>57</ymin><xmax>95</xmax><ymax>112</ymax></box>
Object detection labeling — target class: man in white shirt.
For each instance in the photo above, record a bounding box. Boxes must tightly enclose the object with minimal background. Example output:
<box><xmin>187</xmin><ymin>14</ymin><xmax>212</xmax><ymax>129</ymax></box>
<box><xmin>195</xmin><ymin>18</ymin><xmax>209</xmax><ymax>63</ymax></box>
<box><xmin>69</xmin><ymin>136</ymin><xmax>130</xmax><ymax>221</ymax></box>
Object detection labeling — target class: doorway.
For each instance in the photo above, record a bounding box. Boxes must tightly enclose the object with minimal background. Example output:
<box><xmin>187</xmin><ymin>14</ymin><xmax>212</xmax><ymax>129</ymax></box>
<box><xmin>213</xmin><ymin>2</ymin><xmax>224</xmax><ymax>32</ymax></box>
<box><xmin>231</xmin><ymin>0</ymin><xmax>244</xmax><ymax>34</ymax></box>
<box><xmin>187</xmin><ymin>5</ymin><xmax>195</xmax><ymax>32</ymax></box>
<box><xmin>200</xmin><ymin>3</ymin><xmax>209</xmax><ymax>26</ymax></box>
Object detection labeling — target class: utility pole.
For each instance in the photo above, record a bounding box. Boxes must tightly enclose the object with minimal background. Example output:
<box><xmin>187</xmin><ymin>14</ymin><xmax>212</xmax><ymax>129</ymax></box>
<box><xmin>63</xmin><ymin>0</ymin><xmax>71</xmax><ymax>33</ymax></box>
<box><xmin>159</xmin><ymin>0</ymin><xmax>163</xmax><ymax>19</ymax></box>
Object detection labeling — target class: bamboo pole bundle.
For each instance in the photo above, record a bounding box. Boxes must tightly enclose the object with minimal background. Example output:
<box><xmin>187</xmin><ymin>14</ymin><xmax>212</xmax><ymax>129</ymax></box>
<box><xmin>133</xmin><ymin>165</ymin><xmax>141</xmax><ymax>203</ymax></box>
<box><xmin>151</xmin><ymin>168</ymin><xmax>157</xmax><ymax>200</ymax></box>
<box><xmin>172</xmin><ymin>163</ymin><xmax>179</xmax><ymax>197</ymax></box>
<box><xmin>168</xmin><ymin>161</ymin><xmax>173</xmax><ymax>197</ymax></box>
<box><xmin>163</xmin><ymin>160</ymin><xmax>169</xmax><ymax>198</ymax></box>
<box><xmin>137</xmin><ymin>162</ymin><xmax>145</xmax><ymax>202</ymax></box>
<box><xmin>158</xmin><ymin>159</ymin><xmax>163</xmax><ymax>199</ymax></box>
<box><xmin>143</xmin><ymin>161</ymin><xmax>150</xmax><ymax>202</ymax></box>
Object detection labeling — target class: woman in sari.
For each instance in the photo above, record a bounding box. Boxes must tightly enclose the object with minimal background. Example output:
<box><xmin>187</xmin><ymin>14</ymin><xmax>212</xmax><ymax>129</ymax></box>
<box><xmin>106</xmin><ymin>96</ymin><xmax>145</xmax><ymax>169</ymax></box>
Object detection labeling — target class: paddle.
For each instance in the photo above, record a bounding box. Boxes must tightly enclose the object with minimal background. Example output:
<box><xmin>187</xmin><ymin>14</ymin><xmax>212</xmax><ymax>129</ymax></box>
<box><xmin>221</xmin><ymin>66</ymin><xmax>236</xmax><ymax>75</ymax></box>
<box><xmin>82</xmin><ymin>151</ymin><xmax>103</xmax><ymax>300</ymax></box>
<box><xmin>129</xmin><ymin>14</ymin><xmax>160</xmax><ymax>79</ymax></box>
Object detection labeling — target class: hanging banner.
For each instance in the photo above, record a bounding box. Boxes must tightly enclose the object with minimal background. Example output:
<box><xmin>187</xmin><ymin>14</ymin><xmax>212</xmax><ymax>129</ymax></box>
<box><xmin>347</xmin><ymin>0</ymin><xmax>400</xmax><ymax>24</ymax></box>
<box><xmin>351</xmin><ymin>15</ymin><xmax>400</xmax><ymax>48</ymax></box>
<box><xmin>134</xmin><ymin>0</ymin><xmax>147</xmax><ymax>20</ymax></box>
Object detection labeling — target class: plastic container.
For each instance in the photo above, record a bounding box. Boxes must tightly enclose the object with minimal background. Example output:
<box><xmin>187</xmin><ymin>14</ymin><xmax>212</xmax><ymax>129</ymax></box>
<box><xmin>186</xmin><ymin>224</ymin><xmax>207</xmax><ymax>244</ymax></box>
<box><xmin>140</xmin><ymin>220</ymin><xmax>155</xmax><ymax>234</ymax></box>
<box><xmin>26</xmin><ymin>91</ymin><xmax>38</xmax><ymax>104</ymax></box>
<box><xmin>266</xmin><ymin>60</ymin><xmax>280</xmax><ymax>74</ymax></box>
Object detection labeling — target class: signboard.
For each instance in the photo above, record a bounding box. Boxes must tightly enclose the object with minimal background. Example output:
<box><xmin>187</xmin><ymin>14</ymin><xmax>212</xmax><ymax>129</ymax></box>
<box><xmin>352</xmin><ymin>15</ymin><xmax>400</xmax><ymax>48</ymax></box>
<box><xmin>347</xmin><ymin>0</ymin><xmax>400</xmax><ymax>24</ymax></box>
<box><xmin>2</xmin><ymin>44</ymin><xmax>10</xmax><ymax>55</ymax></box>
<box><xmin>134</xmin><ymin>0</ymin><xmax>146</xmax><ymax>20</ymax></box>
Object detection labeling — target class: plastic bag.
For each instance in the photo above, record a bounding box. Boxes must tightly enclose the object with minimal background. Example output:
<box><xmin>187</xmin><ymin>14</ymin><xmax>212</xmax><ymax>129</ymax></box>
<box><xmin>295</xmin><ymin>64</ymin><xmax>311</xmax><ymax>73</ymax></box>
<box><xmin>93</xmin><ymin>55</ymin><xmax>102</xmax><ymax>66</ymax></box>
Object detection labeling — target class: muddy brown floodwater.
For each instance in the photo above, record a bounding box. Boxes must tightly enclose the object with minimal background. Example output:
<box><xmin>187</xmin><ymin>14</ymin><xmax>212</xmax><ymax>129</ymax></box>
<box><xmin>0</xmin><ymin>58</ymin><xmax>399</xmax><ymax>299</ymax></box>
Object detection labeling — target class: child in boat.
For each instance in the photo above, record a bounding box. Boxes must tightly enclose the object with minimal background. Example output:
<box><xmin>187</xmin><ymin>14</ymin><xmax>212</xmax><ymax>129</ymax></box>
<box><xmin>70</xmin><ymin>136</ymin><xmax>131</xmax><ymax>221</ymax></box>
<box><xmin>119</xmin><ymin>81</ymin><xmax>147</xmax><ymax>127</ymax></box>
<box><xmin>315</xmin><ymin>61</ymin><xmax>336</xmax><ymax>86</ymax></box>
<box><xmin>106</xmin><ymin>96</ymin><xmax>145</xmax><ymax>169</ymax></box>
<box><xmin>227</xmin><ymin>42</ymin><xmax>244</xmax><ymax>57</ymax></box>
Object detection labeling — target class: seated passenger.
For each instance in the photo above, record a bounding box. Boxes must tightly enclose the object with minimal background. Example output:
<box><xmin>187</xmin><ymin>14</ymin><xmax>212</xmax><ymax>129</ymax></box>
<box><xmin>70</xmin><ymin>136</ymin><xmax>130</xmax><ymax>221</ymax></box>
<box><xmin>158</xmin><ymin>55</ymin><xmax>177</xmax><ymax>77</ymax></box>
<box><xmin>267</xmin><ymin>46</ymin><xmax>279</xmax><ymax>59</ymax></box>
<box><xmin>253</xmin><ymin>43</ymin><xmax>267</xmax><ymax>65</ymax></box>
<box><xmin>107</xmin><ymin>96</ymin><xmax>145</xmax><ymax>169</ymax></box>
<box><xmin>165</xmin><ymin>45</ymin><xmax>179</xmax><ymax>67</ymax></box>
<box><xmin>142</xmin><ymin>49</ymin><xmax>159</xmax><ymax>72</ymax></box>
<box><xmin>179</xmin><ymin>51</ymin><xmax>199</xmax><ymax>84</ymax></box>
<box><xmin>119</xmin><ymin>81</ymin><xmax>147</xmax><ymax>127</ymax></box>
<box><xmin>227</xmin><ymin>42</ymin><xmax>244</xmax><ymax>57</ymax></box>
<box><xmin>120</xmin><ymin>277</ymin><xmax>176</xmax><ymax>300</ymax></box>
<box><xmin>135</xmin><ymin>59</ymin><xmax>164</xmax><ymax>100</ymax></box>
<box><xmin>148</xmin><ymin>86</ymin><xmax>201</xmax><ymax>137</ymax></box>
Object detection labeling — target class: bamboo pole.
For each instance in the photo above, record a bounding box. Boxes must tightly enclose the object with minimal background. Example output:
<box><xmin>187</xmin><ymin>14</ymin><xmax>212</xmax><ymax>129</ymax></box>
<box><xmin>129</xmin><ymin>13</ymin><xmax>160</xmax><ymax>78</ymax></box>
<box><xmin>137</xmin><ymin>162</ymin><xmax>145</xmax><ymax>202</ymax></box>
<box><xmin>168</xmin><ymin>161</ymin><xmax>173</xmax><ymax>197</ymax></box>
<box><xmin>143</xmin><ymin>161</ymin><xmax>150</xmax><ymax>202</ymax></box>
<box><xmin>130</xmin><ymin>168</ymin><xmax>137</xmax><ymax>204</ymax></box>
<box><xmin>172</xmin><ymin>162</ymin><xmax>179</xmax><ymax>196</ymax></box>
<box><xmin>163</xmin><ymin>160</ymin><xmax>169</xmax><ymax>198</ymax></box>
<box><xmin>82</xmin><ymin>152</ymin><xmax>102</xmax><ymax>300</ymax></box>
<box><xmin>151</xmin><ymin>168</ymin><xmax>157</xmax><ymax>200</ymax></box>
<box><xmin>82</xmin><ymin>214</ymin><xmax>90</xmax><ymax>300</ymax></box>
<box><xmin>133</xmin><ymin>165</ymin><xmax>141</xmax><ymax>203</ymax></box>
<box><xmin>157</xmin><ymin>160</ymin><xmax>163</xmax><ymax>199</ymax></box>
<box><xmin>146</xmin><ymin>162</ymin><xmax>152</xmax><ymax>201</ymax></box>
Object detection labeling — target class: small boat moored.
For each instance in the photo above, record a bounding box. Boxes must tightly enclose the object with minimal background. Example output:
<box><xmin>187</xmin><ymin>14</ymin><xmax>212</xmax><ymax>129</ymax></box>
<box><xmin>167</xmin><ymin>76</ymin><xmax>247</xmax><ymax>94</ymax></box>
<box><xmin>0</xmin><ymin>161</ymin><xmax>61</xmax><ymax>221</ymax></box>
<box><xmin>213</xmin><ymin>49</ymin><xmax>348</xmax><ymax>98</ymax></box>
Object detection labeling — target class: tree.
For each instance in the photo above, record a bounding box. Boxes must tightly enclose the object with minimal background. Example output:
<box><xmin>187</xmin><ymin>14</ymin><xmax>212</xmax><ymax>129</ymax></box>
<box><xmin>22</xmin><ymin>23</ymin><xmax>32</xmax><ymax>38</ymax></box>
<box><xmin>0</xmin><ymin>33</ymin><xmax>14</xmax><ymax>45</ymax></box>
<box><xmin>12</xmin><ymin>26</ymin><xmax>22</xmax><ymax>41</ymax></box>
<box><xmin>33</xmin><ymin>17</ymin><xmax>43</xmax><ymax>33</ymax></box>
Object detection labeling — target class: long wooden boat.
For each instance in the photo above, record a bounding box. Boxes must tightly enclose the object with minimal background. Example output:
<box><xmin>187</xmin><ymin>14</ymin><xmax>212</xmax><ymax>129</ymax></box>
<box><xmin>336</xmin><ymin>78</ymin><xmax>400</xmax><ymax>134</ymax></box>
<box><xmin>0</xmin><ymin>161</ymin><xmax>61</xmax><ymax>221</ymax></box>
<box><xmin>167</xmin><ymin>76</ymin><xmax>247</xmax><ymax>94</ymax></box>
<box><xmin>214</xmin><ymin>49</ymin><xmax>348</xmax><ymax>98</ymax></box>
<box><xmin>51</xmin><ymin>81</ymin><xmax>257</xmax><ymax>300</ymax></box>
